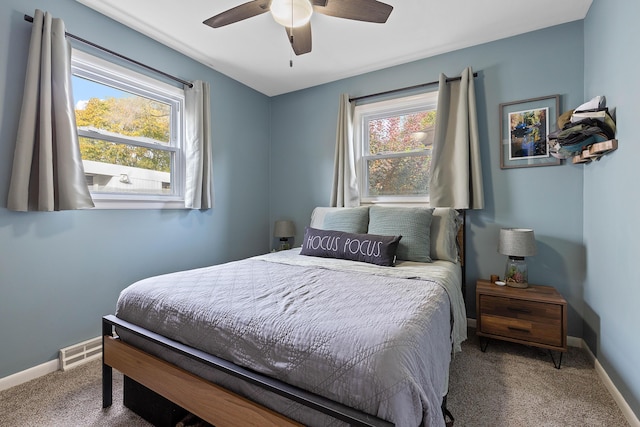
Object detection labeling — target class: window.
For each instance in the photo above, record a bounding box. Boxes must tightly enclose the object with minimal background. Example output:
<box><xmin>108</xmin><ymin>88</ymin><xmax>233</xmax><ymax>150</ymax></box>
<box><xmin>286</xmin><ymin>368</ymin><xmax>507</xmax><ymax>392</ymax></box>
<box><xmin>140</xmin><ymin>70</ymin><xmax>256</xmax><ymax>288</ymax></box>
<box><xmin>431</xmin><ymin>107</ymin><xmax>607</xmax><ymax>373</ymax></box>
<box><xmin>71</xmin><ymin>50</ymin><xmax>185</xmax><ymax>209</ymax></box>
<box><xmin>354</xmin><ymin>92</ymin><xmax>438</xmax><ymax>204</ymax></box>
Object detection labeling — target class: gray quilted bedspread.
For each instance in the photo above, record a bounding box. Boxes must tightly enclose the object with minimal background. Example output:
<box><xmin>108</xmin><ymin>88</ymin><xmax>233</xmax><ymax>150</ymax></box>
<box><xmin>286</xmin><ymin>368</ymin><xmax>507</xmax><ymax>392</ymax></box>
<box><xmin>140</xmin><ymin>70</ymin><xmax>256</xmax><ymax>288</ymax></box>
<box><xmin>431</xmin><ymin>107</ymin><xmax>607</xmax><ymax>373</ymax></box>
<box><xmin>115</xmin><ymin>250</ymin><xmax>465</xmax><ymax>427</ymax></box>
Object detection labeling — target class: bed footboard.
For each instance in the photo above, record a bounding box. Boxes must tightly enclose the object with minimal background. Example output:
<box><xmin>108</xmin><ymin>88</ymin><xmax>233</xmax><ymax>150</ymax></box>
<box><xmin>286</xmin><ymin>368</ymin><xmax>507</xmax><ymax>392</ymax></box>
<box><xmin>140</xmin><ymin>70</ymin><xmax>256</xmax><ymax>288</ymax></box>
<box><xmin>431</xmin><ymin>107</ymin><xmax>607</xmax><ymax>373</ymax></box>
<box><xmin>102</xmin><ymin>315</ymin><xmax>393</xmax><ymax>427</ymax></box>
<box><xmin>104</xmin><ymin>334</ymin><xmax>299</xmax><ymax>426</ymax></box>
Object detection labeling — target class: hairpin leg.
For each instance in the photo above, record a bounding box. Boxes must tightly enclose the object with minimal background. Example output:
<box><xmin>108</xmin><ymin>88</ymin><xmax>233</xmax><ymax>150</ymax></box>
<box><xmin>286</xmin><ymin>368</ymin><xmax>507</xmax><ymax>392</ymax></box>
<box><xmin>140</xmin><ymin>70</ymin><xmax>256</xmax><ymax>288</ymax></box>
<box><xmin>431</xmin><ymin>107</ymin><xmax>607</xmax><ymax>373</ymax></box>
<box><xmin>480</xmin><ymin>337</ymin><xmax>490</xmax><ymax>352</ymax></box>
<box><xmin>549</xmin><ymin>350</ymin><xmax>563</xmax><ymax>369</ymax></box>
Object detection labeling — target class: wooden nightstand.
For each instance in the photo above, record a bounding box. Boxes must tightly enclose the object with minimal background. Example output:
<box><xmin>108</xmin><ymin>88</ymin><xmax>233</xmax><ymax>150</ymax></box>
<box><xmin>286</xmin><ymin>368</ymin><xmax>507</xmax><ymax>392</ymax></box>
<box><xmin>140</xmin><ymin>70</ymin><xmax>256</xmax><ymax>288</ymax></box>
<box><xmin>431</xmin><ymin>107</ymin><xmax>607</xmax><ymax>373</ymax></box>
<box><xmin>475</xmin><ymin>279</ymin><xmax>567</xmax><ymax>368</ymax></box>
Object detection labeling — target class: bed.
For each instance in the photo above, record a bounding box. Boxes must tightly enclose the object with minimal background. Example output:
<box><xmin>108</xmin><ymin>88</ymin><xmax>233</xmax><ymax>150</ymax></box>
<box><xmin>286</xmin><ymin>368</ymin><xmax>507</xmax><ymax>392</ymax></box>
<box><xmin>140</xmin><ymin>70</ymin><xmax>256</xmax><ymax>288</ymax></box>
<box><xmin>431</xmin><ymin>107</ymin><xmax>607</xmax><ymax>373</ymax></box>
<box><xmin>102</xmin><ymin>206</ymin><xmax>466</xmax><ymax>427</ymax></box>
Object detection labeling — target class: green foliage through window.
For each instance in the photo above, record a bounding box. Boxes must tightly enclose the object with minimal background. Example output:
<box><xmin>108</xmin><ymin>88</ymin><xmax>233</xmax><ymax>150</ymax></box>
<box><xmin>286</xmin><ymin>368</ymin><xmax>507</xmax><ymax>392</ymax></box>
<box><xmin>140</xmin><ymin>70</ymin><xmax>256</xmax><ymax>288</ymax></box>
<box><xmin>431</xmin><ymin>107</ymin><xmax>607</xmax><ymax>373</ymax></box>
<box><xmin>75</xmin><ymin>94</ymin><xmax>171</xmax><ymax>173</ymax></box>
<box><xmin>78</xmin><ymin>137</ymin><xmax>171</xmax><ymax>172</ymax></box>
<box><xmin>365</xmin><ymin>110</ymin><xmax>436</xmax><ymax>197</ymax></box>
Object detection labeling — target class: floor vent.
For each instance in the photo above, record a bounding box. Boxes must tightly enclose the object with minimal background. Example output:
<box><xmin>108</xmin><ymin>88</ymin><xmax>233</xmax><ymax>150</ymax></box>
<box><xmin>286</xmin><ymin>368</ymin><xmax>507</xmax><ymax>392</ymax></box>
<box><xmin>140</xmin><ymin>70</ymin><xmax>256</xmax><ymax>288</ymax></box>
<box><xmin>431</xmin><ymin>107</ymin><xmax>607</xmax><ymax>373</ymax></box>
<box><xmin>59</xmin><ymin>336</ymin><xmax>102</xmax><ymax>371</ymax></box>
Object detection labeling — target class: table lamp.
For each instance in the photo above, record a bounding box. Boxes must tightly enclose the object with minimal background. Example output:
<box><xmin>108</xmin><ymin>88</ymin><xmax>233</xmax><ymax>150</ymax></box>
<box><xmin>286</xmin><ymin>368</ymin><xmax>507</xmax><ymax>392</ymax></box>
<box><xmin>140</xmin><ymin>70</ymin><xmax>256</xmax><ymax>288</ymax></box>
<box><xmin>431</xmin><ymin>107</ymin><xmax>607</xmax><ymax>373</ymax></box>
<box><xmin>274</xmin><ymin>220</ymin><xmax>295</xmax><ymax>250</ymax></box>
<box><xmin>498</xmin><ymin>228</ymin><xmax>537</xmax><ymax>288</ymax></box>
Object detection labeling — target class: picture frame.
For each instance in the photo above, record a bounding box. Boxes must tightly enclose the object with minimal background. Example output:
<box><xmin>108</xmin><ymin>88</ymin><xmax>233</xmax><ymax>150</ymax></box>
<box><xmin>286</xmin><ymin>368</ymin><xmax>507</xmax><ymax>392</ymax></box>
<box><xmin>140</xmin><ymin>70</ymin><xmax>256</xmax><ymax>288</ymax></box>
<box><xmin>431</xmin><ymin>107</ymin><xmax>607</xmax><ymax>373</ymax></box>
<box><xmin>499</xmin><ymin>95</ymin><xmax>561</xmax><ymax>169</ymax></box>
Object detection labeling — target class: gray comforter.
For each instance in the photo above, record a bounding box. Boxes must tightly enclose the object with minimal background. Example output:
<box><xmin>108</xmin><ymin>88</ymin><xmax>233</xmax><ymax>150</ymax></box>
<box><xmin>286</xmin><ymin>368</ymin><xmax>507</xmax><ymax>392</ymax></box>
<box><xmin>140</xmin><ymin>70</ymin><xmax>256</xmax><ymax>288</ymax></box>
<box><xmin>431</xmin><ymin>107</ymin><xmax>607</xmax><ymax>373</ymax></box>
<box><xmin>115</xmin><ymin>249</ymin><xmax>466</xmax><ymax>427</ymax></box>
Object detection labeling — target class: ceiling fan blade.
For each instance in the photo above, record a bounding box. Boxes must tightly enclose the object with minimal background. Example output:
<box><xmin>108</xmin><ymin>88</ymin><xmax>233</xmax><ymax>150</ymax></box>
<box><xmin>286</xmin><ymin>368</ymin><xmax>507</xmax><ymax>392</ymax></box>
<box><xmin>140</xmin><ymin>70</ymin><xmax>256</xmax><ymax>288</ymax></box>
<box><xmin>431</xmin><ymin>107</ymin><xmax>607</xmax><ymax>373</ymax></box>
<box><xmin>314</xmin><ymin>0</ymin><xmax>393</xmax><ymax>23</ymax></box>
<box><xmin>285</xmin><ymin>22</ymin><xmax>312</xmax><ymax>56</ymax></box>
<box><xmin>311</xmin><ymin>0</ymin><xmax>328</xmax><ymax>6</ymax></box>
<box><xmin>203</xmin><ymin>1</ymin><xmax>271</xmax><ymax>28</ymax></box>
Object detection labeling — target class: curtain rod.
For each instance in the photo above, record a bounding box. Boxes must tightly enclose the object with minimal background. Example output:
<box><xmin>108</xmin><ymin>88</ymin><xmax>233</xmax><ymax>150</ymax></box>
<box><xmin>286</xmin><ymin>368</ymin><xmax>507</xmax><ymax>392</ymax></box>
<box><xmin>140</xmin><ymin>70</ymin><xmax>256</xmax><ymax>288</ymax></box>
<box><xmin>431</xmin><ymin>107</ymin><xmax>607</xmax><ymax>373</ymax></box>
<box><xmin>23</xmin><ymin>14</ymin><xmax>193</xmax><ymax>88</ymax></box>
<box><xmin>349</xmin><ymin>72</ymin><xmax>478</xmax><ymax>103</ymax></box>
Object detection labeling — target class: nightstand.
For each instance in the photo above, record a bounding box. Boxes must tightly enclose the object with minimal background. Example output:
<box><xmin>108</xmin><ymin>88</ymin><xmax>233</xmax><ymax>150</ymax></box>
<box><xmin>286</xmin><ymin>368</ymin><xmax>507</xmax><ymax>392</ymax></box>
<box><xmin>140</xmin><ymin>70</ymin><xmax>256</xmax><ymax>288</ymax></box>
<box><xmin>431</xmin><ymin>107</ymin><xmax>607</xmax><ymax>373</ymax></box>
<box><xmin>475</xmin><ymin>279</ymin><xmax>567</xmax><ymax>368</ymax></box>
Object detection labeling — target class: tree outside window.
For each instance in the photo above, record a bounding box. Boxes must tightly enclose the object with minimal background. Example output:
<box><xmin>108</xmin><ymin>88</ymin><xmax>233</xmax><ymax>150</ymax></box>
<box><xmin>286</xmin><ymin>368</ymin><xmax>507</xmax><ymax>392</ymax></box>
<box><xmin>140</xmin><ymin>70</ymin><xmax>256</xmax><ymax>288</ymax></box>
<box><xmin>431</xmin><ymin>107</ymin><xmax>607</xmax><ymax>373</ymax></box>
<box><xmin>355</xmin><ymin>92</ymin><xmax>438</xmax><ymax>204</ymax></box>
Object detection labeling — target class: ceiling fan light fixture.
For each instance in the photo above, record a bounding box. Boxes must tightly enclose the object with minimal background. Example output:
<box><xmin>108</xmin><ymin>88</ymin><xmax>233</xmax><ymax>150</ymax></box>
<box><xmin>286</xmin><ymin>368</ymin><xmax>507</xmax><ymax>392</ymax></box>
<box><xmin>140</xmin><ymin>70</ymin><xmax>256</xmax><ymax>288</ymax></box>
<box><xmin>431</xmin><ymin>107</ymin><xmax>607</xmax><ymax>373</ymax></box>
<box><xmin>411</xmin><ymin>126</ymin><xmax>435</xmax><ymax>146</ymax></box>
<box><xmin>270</xmin><ymin>0</ymin><xmax>313</xmax><ymax>27</ymax></box>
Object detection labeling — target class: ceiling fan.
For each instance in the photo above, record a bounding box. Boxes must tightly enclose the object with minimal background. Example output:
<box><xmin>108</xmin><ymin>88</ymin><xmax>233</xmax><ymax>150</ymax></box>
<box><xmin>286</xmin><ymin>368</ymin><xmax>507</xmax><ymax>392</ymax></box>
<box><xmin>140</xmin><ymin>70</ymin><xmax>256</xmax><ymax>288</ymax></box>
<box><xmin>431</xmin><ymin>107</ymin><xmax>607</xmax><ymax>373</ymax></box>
<box><xmin>203</xmin><ymin>0</ymin><xmax>393</xmax><ymax>56</ymax></box>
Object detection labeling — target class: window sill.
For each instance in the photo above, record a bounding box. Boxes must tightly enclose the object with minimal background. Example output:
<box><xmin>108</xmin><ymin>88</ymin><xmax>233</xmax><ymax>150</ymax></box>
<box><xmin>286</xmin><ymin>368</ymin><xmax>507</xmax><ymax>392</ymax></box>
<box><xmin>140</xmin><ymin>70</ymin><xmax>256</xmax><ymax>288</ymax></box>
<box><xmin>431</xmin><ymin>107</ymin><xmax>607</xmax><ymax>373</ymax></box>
<box><xmin>89</xmin><ymin>195</ymin><xmax>186</xmax><ymax>210</ymax></box>
<box><xmin>361</xmin><ymin>198</ymin><xmax>430</xmax><ymax>207</ymax></box>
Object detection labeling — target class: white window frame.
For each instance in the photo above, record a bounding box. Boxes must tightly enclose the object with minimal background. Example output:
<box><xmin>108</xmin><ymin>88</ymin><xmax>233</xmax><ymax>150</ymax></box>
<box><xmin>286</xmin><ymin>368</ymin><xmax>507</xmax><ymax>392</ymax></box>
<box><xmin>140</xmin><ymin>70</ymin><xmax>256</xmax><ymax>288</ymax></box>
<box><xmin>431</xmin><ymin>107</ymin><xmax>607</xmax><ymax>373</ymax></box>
<box><xmin>71</xmin><ymin>49</ymin><xmax>186</xmax><ymax>209</ymax></box>
<box><xmin>354</xmin><ymin>91</ymin><xmax>438</xmax><ymax>206</ymax></box>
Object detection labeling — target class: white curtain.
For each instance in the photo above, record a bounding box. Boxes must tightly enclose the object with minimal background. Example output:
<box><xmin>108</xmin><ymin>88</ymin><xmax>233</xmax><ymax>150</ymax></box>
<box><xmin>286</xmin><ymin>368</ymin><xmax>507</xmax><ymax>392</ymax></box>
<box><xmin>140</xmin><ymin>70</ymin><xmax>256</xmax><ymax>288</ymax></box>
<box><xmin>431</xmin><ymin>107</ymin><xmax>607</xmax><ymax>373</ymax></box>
<box><xmin>429</xmin><ymin>67</ymin><xmax>484</xmax><ymax>209</ymax></box>
<box><xmin>330</xmin><ymin>94</ymin><xmax>359</xmax><ymax>207</ymax></box>
<box><xmin>184</xmin><ymin>80</ymin><xmax>213</xmax><ymax>209</ymax></box>
<box><xmin>7</xmin><ymin>9</ymin><xmax>94</xmax><ymax>211</ymax></box>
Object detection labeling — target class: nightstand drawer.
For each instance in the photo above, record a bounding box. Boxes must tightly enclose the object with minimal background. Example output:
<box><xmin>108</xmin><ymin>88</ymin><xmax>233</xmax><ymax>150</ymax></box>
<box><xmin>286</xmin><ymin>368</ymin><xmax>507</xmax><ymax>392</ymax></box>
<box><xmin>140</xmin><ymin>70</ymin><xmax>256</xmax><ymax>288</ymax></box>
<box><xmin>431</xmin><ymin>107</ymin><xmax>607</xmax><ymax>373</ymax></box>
<box><xmin>480</xmin><ymin>314</ymin><xmax>563</xmax><ymax>347</ymax></box>
<box><xmin>480</xmin><ymin>295</ymin><xmax>561</xmax><ymax>323</ymax></box>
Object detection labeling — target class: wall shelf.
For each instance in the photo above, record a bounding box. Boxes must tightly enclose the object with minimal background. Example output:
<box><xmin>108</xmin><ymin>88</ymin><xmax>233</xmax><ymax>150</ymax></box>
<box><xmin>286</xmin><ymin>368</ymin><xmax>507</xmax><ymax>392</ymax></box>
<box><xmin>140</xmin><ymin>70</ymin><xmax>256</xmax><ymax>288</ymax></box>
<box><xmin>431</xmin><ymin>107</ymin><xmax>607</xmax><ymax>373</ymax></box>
<box><xmin>572</xmin><ymin>139</ymin><xmax>618</xmax><ymax>164</ymax></box>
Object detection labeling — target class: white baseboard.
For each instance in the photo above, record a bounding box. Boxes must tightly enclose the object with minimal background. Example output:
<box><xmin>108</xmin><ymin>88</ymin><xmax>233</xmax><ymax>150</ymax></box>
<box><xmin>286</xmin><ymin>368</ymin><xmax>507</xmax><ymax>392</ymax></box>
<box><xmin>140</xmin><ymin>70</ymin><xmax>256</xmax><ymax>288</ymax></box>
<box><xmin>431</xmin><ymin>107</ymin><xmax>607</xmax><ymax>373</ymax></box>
<box><xmin>466</xmin><ymin>318</ymin><xmax>639</xmax><ymax>426</ymax></box>
<box><xmin>577</xmin><ymin>338</ymin><xmax>640</xmax><ymax>427</ymax></box>
<box><xmin>567</xmin><ymin>335</ymin><xmax>583</xmax><ymax>348</ymax></box>
<box><xmin>0</xmin><ymin>359</ymin><xmax>59</xmax><ymax>392</ymax></box>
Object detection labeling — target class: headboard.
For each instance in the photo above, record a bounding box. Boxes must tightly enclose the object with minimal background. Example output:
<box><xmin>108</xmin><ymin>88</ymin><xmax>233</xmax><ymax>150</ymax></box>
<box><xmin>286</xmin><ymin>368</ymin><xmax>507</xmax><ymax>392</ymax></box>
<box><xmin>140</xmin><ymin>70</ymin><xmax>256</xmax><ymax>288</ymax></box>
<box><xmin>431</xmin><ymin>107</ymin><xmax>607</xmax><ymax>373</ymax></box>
<box><xmin>456</xmin><ymin>209</ymin><xmax>466</xmax><ymax>299</ymax></box>
<box><xmin>456</xmin><ymin>210</ymin><xmax>465</xmax><ymax>267</ymax></box>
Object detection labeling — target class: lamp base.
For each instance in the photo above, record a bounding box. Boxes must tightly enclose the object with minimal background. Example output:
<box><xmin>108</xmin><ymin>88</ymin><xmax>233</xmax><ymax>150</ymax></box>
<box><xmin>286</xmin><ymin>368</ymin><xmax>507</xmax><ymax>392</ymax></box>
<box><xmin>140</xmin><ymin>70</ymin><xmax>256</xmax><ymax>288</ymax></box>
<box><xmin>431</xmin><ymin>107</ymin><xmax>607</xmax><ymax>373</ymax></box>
<box><xmin>504</xmin><ymin>256</ymin><xmax>529</xmax><ymax>288</ymax></box>
<box><xmin>506</xmin><ymin>280</ymin><xmax>529</xmax><ymax>289</ymax></box>
<box><xmin>278</xmin><ymin>238</ymin><xmax>290</xmax><ymax>251</ymax></box>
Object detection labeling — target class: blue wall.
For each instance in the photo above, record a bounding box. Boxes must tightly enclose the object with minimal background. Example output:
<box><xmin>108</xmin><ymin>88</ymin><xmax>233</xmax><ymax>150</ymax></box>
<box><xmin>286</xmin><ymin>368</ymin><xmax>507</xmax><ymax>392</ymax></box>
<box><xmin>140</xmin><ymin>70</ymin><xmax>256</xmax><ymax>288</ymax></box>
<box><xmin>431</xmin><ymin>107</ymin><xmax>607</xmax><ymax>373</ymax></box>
<box><xmin>2</xmin><ymin>0</ymin><xmax>638</xmax><ymax>420</ymax></box>
<box><xmin>0</xmin><ymin>0</ymin><xmax>271</xmax><ymax>378</ymax></box>
<box><xmin>270</xmin><ymin>22</ymin><xmax>587</xmax><ymax>336</ymax></box>
<box><xmin>583</xmin><ymin>0</ymin><xmax>640</xmax><ymax>416</ymax></box>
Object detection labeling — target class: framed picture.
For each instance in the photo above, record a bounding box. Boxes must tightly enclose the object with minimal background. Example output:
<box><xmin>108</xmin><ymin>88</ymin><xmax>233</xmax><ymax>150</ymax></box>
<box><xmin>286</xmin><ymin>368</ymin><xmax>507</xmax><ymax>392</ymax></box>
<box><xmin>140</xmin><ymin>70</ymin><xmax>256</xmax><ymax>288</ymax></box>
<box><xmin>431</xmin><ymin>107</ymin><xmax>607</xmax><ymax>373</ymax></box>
<box><xmin>499</xmin><ymin>95</ymin><xmax>561</xmax><ymax>169</ymax></box>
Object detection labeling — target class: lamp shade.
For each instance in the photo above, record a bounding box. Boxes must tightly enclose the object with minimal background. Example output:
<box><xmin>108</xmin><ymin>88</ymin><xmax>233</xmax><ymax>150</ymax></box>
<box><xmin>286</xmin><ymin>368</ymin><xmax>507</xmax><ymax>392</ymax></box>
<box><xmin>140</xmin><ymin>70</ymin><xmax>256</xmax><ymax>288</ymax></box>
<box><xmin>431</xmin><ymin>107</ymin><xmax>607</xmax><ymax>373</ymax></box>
<box><xmin>274</xmin><ymin>220</ymin><xmax>295</xmax><ymax>238</ymax></box>
<box><xmin>498</xmin><ymin>228</ymin><xmax>537</xmax><ymax>257</ymax></box>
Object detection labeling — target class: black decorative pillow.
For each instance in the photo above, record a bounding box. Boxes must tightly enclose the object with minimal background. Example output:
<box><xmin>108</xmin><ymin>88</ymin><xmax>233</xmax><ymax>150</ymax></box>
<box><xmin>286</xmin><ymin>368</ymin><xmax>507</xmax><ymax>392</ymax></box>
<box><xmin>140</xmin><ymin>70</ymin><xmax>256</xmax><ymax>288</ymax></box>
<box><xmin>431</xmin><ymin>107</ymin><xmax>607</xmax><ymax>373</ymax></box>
<box><xmin>300</xmin><ymin>227</ymin><xmax>402</xmax><ymax>266</ymax></box>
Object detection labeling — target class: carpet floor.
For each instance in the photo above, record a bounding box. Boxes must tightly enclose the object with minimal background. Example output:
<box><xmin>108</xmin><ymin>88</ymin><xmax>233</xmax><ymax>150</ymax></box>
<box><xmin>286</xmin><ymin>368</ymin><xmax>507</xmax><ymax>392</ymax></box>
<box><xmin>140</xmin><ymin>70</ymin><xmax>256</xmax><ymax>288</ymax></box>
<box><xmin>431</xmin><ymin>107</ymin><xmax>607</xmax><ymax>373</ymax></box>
<box><xmin>0</xmin><ymin>329</ymin><xmax>630</xmax><ymax>426</ymax></box>
<box><xmin>447</xmin><ymin>331</ymin><xmax>629</xmax><ymax>426</ymax></box>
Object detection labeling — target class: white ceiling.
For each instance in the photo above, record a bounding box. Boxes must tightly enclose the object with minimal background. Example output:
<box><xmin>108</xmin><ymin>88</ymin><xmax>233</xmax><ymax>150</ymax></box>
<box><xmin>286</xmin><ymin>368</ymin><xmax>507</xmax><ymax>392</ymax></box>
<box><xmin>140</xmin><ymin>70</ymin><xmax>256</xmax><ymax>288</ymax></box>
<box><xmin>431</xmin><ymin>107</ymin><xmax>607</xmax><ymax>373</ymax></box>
<box><xmin>76</xmin><ymin>0</ymin><xmax>592</xmax><ymax>97</ymax></box>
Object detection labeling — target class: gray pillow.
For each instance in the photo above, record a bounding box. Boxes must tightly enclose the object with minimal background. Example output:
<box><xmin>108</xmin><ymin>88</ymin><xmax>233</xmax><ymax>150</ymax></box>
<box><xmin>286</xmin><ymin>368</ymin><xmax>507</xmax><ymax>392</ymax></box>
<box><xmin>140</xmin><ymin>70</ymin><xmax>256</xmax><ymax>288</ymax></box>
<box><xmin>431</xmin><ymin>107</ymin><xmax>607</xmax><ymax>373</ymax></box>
<box><xmin>322</xmin><ymin>206</ymin><xmax>369</xmax><ymax>234</ymax></box>
<box><xmin>300</xmin><ymin>227</ymin><xmax>401</xmax><ymax>266</ymax></box>
<box><xmin>368</xmin><ymin>206</ymin><xmax>434</xmax><ymax>262</ymax></box>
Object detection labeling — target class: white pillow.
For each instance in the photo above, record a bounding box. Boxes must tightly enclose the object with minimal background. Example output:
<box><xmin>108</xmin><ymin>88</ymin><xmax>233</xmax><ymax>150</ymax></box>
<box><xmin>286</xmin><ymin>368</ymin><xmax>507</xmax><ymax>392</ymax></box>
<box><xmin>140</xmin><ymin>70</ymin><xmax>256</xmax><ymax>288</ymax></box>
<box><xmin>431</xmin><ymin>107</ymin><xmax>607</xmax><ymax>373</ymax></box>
<box><xmin>430</xmin><ymin>208</ymin><xmax>462</xmax><ymax>263</ymax></box>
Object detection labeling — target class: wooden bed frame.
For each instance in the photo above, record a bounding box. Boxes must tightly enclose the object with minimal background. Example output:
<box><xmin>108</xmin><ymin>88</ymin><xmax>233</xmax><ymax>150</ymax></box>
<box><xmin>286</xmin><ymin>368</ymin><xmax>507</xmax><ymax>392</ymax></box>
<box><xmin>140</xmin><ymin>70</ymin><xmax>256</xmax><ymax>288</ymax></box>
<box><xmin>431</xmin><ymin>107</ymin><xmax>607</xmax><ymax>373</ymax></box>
<box><xmin>102</xmin><ymin>211</ymin><xmax>466</xmax><ymax>427</ymax></box>
<box><xmin>102</xmin><ymin>315</ymin><xmax>393</xmax><ymax>426</ymax></box>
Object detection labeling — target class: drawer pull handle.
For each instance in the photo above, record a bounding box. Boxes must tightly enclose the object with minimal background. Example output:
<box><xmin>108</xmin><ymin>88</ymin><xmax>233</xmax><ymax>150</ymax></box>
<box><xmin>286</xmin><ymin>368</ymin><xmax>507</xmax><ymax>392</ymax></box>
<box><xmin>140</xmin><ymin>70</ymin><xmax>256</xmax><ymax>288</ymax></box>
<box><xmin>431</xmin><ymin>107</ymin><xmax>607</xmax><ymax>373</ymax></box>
<box><xmin>507</xmin><ymin>326</ymin><xmax>531</xmax><ymax>333</ymax></box>
<box><xmin>507</xmin><ymin>307</ymin><xmax>532</xmax><ymax>314</ymax></box>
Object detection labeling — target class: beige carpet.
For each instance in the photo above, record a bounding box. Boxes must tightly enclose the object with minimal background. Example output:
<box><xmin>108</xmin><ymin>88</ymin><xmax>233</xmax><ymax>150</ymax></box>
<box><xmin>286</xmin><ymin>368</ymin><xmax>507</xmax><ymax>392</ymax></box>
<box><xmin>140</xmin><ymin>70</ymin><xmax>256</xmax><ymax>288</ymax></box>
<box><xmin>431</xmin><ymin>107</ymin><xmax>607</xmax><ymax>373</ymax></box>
<box><xmin>0</xmin><ymin>359</ymin><xmax>148</xmax><ymax>427</ymax></box>
<box><xmin>448</xmin><ymin>331</ymin><xmax>629</xmax><ymax>426</ymax></box>
<box><xmin>0</xmin><ymin>330</ymin><xmax>630</xmax><ymax>426</ymax></box>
